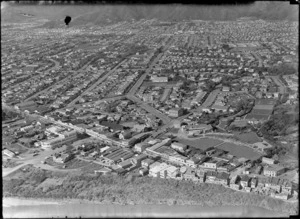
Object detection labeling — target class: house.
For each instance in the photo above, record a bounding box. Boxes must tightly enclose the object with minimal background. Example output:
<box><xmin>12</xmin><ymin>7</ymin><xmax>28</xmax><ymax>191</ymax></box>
<box><xmin>206</xmin><ymin>170</ymin><xmax>217</xmax><ymax>182</ymax></box>
<box><xmin>211</xmin><ymin>105</ymin><xmax>228</xmax><ymax>113</ymax></box>
<box><xmin>254</xmin><ymin>165</ymin><xmax>263</xmax><ymax>174</ymax></box>
<box><xmin>168</xmin><ymin>108</ymin><xmax>184</xmax><ymax>118</ymax></box>
<box><xmin>53</xmin><ymin>153</ymin><xmax>74</xmax><ymax>163</ymax></box>
<box><xmin>293</xmin><ymin>190</ymin><xmax>298</xmax><ymax>199</ymax></box>
<box><xmin>131</xmin><ymin>154</ymin><xmax>148</xmax><ymax>166</ymax></box>
<box><xmin>242</xmin><ymin>87</ymin><xmax>248</xmax><ymax>92</ymax></box>
<box><xmin>262</xmin><ymin>157</ymin><xmax>275</xmax><ymax>165</ymax></box>
<box><xmin>185</xmin><ymin>158</ymin><xmax>199</xmax><ymax>168</ymax></box>
<box><xmin>269</xmin><ymin>177</ymin><xmax>281</xmax><ymax>192</ymax></box>
<box><xmin>263</xmin><ymin>165</ymin><xmax>286</xmax><ymax>177</ymax></box>
<box><xmin>230</xmin><ymin>175</ymin><xmax>239</xmax><ymax>185</ymax></box>
<box><xmin>168</xmin><ymin>154</ymin><xmax>187</xmax><ymax>164</ymax></box>
<box><xmin>115</xmin><ymin>168</ymin><xmax>127</xmax><ymax>175</ymax></box>
<box><xmin>163</xmin><ymin>165</ymin><xmax>179</xmax><ymax>179</ymax></box>
<box><xmin>195</xmin><ymin>169</ymin><xmax>206</xmax><ymax>181</ymax></box>
<box><xmin>183</xmin><ymin>167</ymin><xmax>198</xmax><ymax>181</ymax></box>
<box><xmin>203</xmin><ymin>160</ymin><xmax>218</xmax><ymax>170</ymax></box>
<box><xmin>141</xmin><ymin>158</ymin><xmax>155</xmax><ymax>168</ymax></box>
<box><xmin>251</xmin><ymin>178</ymin><xmax>258</xmax><ymax>188</ymax></box>
<box><xmin>281</xmin><ymin>181</ymin><xmax>293</xmax><ymax>195</ymax></box>
<box><xmin>215</xmin><ymin>172</ymin><xmax>230</xmax><ymax>186</ymax></box>
<box><xmin>151</xmin><ymin>76</ymin><xmax>168</xmax><ymax>83</ymax></box>
<box><xmin>118</xmin><ymin>159</ymin><xmax>133</xmax><ymax>169</ymax></box>
<box><xmin>149</xmin><ymin>162</ymin><xmax>168</xmax><ymax>178</ymax></box>
<box><xmin>240</xmin><ymin>175</ymin><xmax>251</xmax><ymax>187</ymax></box>
<box><xmin>94</xmin><ymin>167</ymin><xmax>112</xmax><ymax>175</ymax></box>
<box><xmin>139</xmin><ymin>168</ymin><xmax>149</xmax><ymax>176</ymax></box>
<box><xmin>134</xmin><ymin>142</ymin><xmax>150</xmax><ymax>153</ymax></box>
<box><xmin>230</xmin><ymin>183</ymin><xmax>241</xmax><ymax>190</ymax></box>
<box><xmin>119</xmin><ymin>131</ymin><xmax>132</xmax><ymax>140</ymax></box>
<box><xmin>189</xmin><ymin>123</ymin><xmax>212</xmax><ymax>133</ymax></box>
<box><xmin>257</xmin><ymin>177</ymin><xmax>267</xmax><ymax>188</ymax></box>
<box><xmin>222</xmin><ymin>86</ymin><xmax>230</xmax><ymax>92</ymax></box>
<box><xmin>274</xmin><ymin>193</ymin><xmax>289</xmax><ymax>200</ymax></box>
<box><xmin>245</xmin><ymin>187</ymin><xmax>252</xmax><ymax>192</ymax></box>
<box><xmin>3</xmin><ymin>149</ymin><xmax>15</xmax><ymax>158</ymax></box>
<box><xmin>202</xmin><ymin>108</ymin><xmax>212</xmax><ymax>113</ymax></box>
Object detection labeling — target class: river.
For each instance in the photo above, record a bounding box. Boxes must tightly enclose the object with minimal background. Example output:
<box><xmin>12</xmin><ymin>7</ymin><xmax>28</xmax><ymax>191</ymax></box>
<box><xmin>3</xmin><ymin>198</ymin><xmax>289</xmax><ymax>218</ymax></box>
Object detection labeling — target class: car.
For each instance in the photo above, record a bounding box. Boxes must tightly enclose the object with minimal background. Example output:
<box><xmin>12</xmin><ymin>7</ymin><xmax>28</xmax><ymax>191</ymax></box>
<box><xmin>33</xmin><ymin>153</ymin><xmax>39</xmax><ymax>157</ymax></box>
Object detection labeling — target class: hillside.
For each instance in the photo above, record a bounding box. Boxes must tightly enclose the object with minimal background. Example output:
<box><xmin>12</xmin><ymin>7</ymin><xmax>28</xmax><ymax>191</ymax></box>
<box><xmin>1</xmin><ymin>2</ymin><xmax>298</xmax><ymax>27</ymax></box>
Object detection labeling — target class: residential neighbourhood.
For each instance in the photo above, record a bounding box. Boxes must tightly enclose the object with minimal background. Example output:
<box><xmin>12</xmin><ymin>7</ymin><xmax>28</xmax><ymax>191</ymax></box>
<box><xmin>2</xmin><ymin>4</ymin><xmax>299</xmax><ymax>218</ymax></box>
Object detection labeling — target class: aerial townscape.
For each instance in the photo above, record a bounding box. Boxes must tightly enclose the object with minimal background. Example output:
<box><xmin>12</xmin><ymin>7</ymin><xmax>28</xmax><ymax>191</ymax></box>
<box><xmin>2</xmin><ymin>1</ymin><xmax>299</xmax><ymax>218</ymax></box>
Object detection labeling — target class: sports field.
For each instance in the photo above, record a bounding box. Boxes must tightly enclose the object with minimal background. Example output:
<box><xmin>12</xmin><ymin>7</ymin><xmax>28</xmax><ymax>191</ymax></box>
<box><xmin>235</xmin><ymin>132</ymin><xmax>262</xmax><ymax>144</ymax></box>
<box><xmin>216</xmin><ymin>142</ymin><xmax>261</xmax><ymax>160</ymax></box>
<box><xmin>176</xmin><ymin>137</ymin><xmax>224</xmax><ymax>150</ymax></box>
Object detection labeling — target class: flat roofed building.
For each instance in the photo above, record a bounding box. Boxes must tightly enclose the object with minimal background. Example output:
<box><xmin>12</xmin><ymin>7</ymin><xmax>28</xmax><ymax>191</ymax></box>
<box><xmin>161</xmin><ymin>165</ymin><xmax>179</xmax><ymax>179</ymax></box>
<box><xmin>149</xmin><ymin>162</ymin><xmax>169</xmax><ymax>177</ymax></box>
<box><xmin>134</xmin><ymin>142</ymin><xmax>150</xmax><ymax>153</ymax></box>
<box><xmin>168</xmin><ymin>108</ymin><xmax>183</xmax><ymax>118</ymax></box>
<box><xmin>263</xmin><ymin>165</ymin><xmax>286</xmax><ymax>177</ymax></box>
<box><xmin>131</xmin><ymin>154</ymin><xmax>148</xmax><ymax>166</ymax></box>
<box><xmin>151</xmin><ymin>76</ymin><xmax>168</xmax><ymax>83</ymax></box>
<box><xmin>3</xmin><ymin>149</ymin><xmax>15</xmax><ymax>157</ymax></box>
<box><xmin>262</xmin><ymin>157</ymin><xmax>275</xmax><ymax>165</ymax></box>
<box><xmin>171</xmin><ymin>142</ymin><xmax>188</xmax><ymax>152</ymax></box>
<box><xmin>203</xmin><ymin>160</ymin><xmax>218</xmax><ymax>170</ymax></box>
<box><xmin>141</xmin><ymin>158</ymin><xmax>155</xmax><ymax>168</ymax></box>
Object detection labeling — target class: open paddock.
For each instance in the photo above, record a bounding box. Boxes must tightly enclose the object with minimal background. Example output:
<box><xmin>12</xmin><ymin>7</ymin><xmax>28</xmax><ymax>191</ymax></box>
<box><xmin>216</xmin><ymin>142</ymin><xmax>261</xmax><ymax>160</ymax></box>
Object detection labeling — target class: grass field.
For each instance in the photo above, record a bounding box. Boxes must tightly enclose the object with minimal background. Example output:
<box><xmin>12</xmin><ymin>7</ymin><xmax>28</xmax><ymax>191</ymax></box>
<box><xmin>176</xmin><ymin>137</ymin><xmax>224</xmax><ymax>150</ymax></box>
<box><xmin>216</xmin><ymin>142</ymin><xmax>261</xmax><ymax>160</ymax></box>
<box><xmin>235</xmin><ymin>132</ymin><xmax>262</xmax><ymax>144</ymax></box>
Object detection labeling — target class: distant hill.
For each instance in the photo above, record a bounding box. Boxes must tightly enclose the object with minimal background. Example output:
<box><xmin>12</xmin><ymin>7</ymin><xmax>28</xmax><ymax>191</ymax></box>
<box><xmin>1</xmin><ymin>2</ymin><xmax>298</xmax><ymax>27</ymax></box>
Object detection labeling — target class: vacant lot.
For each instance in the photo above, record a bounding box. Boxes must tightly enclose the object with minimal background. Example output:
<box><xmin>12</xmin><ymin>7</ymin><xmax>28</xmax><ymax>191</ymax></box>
<box><xmin>176</xmin><ymin>137</ymin><xmax>223</xmax><ymax>150</ymax></box>
<box><xmin>80</xmin><ymin>163</ymin><xmax>105</xmax><ymax>173</ymax></box>
<box><xmin>216</xmin><ymin>142</ymin><xmax>261</xmax><ymax>160</ymax></box>
<box><xmin>235</xmin><ymin>132</ymin><xmax>262</xmax><ymax>144</ymax></box>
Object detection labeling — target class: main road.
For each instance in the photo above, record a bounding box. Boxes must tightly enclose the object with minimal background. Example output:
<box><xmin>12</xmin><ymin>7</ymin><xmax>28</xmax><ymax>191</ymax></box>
<box><xmin>126</xmin><ymin>38</ymin><xmax>174</xmax><ymax>124</ymax></box>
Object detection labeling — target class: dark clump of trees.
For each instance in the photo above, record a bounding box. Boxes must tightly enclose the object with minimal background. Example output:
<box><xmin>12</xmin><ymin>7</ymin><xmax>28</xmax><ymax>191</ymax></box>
<box><xmin>2</xmin><ymin>166</ymin><xmax>298</xmax><ymax>215</ymax></box>
<box><xmin>268</xmin><ymin>63</ymin><xmax>297</xmax><ymax>76</ymax></box>
<box><xmin>260</xmin><ymin>108</ymin><xmax>299</xmax><ymax>140</ymax></box>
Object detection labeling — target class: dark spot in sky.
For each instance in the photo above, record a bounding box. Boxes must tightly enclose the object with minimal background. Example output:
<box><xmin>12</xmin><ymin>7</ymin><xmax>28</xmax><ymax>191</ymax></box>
<box><xmin>64</xmin><ymin>16</ymin><xmax>71</xmax><ymax>26</ymax></box>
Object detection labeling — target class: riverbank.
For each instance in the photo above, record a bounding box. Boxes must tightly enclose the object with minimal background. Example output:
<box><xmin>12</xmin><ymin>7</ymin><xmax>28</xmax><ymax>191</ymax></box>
<box><xmin>3</xmin><ymin>167</ymin><xmax>298</xmax><ymax>216</ymax></box>
<box><xmin>3</xmin><ymin>197</ymin><xmax>290</xmax><ymax>218</ymax></box>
